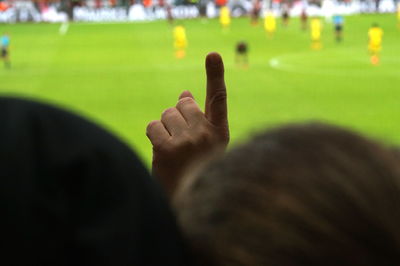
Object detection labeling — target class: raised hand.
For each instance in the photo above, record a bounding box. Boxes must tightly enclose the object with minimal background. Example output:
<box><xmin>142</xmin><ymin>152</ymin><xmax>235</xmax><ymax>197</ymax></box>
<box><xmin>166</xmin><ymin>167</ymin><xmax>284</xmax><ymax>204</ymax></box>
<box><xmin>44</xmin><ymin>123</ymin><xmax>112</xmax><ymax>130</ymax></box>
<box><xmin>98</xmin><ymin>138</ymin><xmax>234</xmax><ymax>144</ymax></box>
<box><xmin>146</xmin><ymin>52</ymin><xmax>229</xmax><ymax>197</ymax></box>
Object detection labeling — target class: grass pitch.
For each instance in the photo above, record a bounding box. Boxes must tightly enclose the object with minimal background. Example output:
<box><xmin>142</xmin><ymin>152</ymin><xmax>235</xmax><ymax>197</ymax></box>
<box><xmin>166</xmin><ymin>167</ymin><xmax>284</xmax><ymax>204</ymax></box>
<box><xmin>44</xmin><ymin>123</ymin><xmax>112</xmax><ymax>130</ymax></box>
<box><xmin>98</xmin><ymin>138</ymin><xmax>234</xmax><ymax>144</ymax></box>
<box><xmin>0</xmin><ymin>14</ymin><xmax>399</xmax><ymax>164</ymax></box>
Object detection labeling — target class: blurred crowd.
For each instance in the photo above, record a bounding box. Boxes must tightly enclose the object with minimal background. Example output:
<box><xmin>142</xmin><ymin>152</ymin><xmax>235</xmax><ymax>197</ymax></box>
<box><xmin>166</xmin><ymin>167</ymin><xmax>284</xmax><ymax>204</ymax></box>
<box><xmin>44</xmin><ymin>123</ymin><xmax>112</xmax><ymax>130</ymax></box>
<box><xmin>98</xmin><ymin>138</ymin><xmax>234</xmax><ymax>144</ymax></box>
<box><xmin>0</xmin><ymin>0</ymin><xmax>398</xmax><ymax>22</ymax></box>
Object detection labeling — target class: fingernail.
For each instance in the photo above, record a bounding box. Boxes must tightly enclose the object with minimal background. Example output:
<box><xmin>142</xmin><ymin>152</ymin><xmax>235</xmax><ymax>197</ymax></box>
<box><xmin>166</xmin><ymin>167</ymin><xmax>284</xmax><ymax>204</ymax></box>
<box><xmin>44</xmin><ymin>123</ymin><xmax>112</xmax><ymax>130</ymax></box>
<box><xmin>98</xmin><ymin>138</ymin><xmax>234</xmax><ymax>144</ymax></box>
<box><xmin>178</xmin><ymin>97</ymin><xmax>193</xmax><ymax>104</ymax></box>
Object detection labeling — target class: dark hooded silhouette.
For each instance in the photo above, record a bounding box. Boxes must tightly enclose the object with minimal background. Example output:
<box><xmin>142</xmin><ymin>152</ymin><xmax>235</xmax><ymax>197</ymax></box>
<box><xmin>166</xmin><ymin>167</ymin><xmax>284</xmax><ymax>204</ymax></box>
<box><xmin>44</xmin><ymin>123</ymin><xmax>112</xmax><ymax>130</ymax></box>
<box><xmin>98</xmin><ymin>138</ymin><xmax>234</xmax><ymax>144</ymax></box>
<box><xmin>0</xmin><ymin>97</ymin><xmax>190</xmax><ymax>266</ymax></box>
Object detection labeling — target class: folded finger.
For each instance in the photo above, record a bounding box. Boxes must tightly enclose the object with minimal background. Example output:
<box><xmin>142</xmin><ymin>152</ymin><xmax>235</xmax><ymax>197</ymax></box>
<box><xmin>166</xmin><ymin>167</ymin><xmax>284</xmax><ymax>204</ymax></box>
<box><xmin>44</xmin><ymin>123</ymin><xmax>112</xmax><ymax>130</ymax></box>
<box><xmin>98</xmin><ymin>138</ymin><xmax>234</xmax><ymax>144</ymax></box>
<box><xmin>179</xmin><ymin>90</ymin><xmax>195</xmax><ymax>100</ymax></box>
<box><xmin>146</xmin><ymin>120</ymin><xmax>170</xmax><ymax>146</ymax></box>
<box><xmin>161</xmin><ymin>107</ymin><xmax>188</xmax><ymax>136</ymax></box>
<box><xmin>176</xmin><ymin>97</ymin><xmax>204</xmax><ymax>126</ymax></box>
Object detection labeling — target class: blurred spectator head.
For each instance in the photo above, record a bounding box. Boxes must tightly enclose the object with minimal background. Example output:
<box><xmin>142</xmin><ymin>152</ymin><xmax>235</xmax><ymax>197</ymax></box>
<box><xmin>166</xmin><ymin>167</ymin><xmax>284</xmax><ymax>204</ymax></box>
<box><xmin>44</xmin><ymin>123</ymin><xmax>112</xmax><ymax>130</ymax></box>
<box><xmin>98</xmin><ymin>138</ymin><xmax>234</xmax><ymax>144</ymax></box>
<box><xmin>175</xmin><ymin>122</ymin><xmax>400</xmax><ymax>266</ymax></box>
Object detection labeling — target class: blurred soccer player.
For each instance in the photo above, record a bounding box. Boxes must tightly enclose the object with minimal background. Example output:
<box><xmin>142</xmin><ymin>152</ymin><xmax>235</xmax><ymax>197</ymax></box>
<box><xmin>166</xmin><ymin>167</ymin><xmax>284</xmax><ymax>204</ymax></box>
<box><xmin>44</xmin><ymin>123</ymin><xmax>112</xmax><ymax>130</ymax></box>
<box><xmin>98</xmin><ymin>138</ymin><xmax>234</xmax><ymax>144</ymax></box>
<box><xmin>281</xmin><ymin>5</ymin><xmax>290</xmax><ymax>27</ymax></box>
<box><xmin>333</xmin><ymin>14</ymin><xmax>344</xmax><ymax>42</ymax></box>
<box><xmin>235</xmin><ymin>41</ymin><xmax>248</xmax><ymax>68</ymax></box>
<box><xmin>368</xmin><ymin>23</ymin><xmax>383</xmax><ymax>65</ymax></box>
<box><xmin>300</xmin><ymin>9</ymin><xmax>308</xmax><ymax>30</ymax></box>
<box><xmin>219</xmin><ymin>6</ymin><xmax>231</xmax><ymax>30</ymax></box>
<box><xmin>198</xmin><ymin>0</ymin><xmax>208</xmax><ymax>21</ymax></box>
<box><xmin>250</xmin><ymin>0</ymin><xmax>262</xmax><ymax>26</ymax></box>
<box><xmin>173</xmin><ymin>25</ymin><xmax>187</xmax><ymax>59</ymax></box>
<box><xmin>166</xmin><ymin>4</ymin><xmax>173</xmax><ymax>24</ymax></box>
<box><xmin>264</xmin><ymin>10</ymin><xmax>276</xmax><ymax>37</ymax></box>
<box><xmin>159</xmin><ymin>0</ymin><xmax>173</xmax><ymax>24</ymax></box>
<box><xmin>310</xmin><ymin>17</ymin><xmax>322</xmax><ymax>50</ymax></box>
<box><xmin>1</xmin><ymin>32</ymin><xmax>10</xmax><ymax>68</ymax></box>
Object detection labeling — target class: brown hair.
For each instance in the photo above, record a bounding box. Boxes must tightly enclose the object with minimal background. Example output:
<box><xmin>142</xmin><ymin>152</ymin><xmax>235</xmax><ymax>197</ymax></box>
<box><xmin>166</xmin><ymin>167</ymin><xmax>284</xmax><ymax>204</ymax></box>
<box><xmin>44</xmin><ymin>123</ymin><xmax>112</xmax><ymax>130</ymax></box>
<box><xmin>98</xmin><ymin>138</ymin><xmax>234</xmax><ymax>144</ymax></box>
<box><xmin>174</xmin><ymin>122</ymin><xmax>400</xmax><ymax>266</ymax></box>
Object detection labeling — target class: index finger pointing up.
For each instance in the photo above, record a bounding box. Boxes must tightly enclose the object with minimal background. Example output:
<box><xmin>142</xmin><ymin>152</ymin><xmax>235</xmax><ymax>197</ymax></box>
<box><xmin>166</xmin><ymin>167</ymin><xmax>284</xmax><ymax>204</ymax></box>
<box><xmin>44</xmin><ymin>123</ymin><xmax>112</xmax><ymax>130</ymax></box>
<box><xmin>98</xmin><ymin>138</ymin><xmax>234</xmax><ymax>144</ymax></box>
<box><xmin>205</xmin><ymin>52</ymin><xmax>228</xmax><ymax>128</ymax></box>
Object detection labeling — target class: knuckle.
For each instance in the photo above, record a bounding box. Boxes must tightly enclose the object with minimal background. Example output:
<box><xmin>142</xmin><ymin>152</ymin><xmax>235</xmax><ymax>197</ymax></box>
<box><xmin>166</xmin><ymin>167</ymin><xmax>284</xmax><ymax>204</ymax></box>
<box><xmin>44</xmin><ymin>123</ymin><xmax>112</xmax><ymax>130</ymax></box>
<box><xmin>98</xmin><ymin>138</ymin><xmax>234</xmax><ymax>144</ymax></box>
<box><xmin>161</xmin><ymin>107</ymin><xmax>178</xmax><ymax>120</ymax></box>
<box><xmin>152</xmin><ymin>142</ymin><xmax>163</xmax><ymax>151</ymax></box>
<box><xmin>209</xmin><ymin>90</ymin><xmax>227</xmax><ymax>106</ymax></box>
<box><xmin>167</xmin><ymin>133</ymin><xmax>195</xmax><ymax>152</ymax></box>
<box><xmin>177</xmin><ymin>97</ymin><xmax>197</xmax><ymax>111</ymax></box>
<box><xmin>146</xmin><ymin>120</ymin><xmax>159</xmax><ymax>133</ymax></box>
<box><xmin>178</xmin><ymin>97</ymin><xmax>194</xmax><ymax>106</ymax></box>
<box><xmin>187</xmin><ymin>127</ymin><xmax>213</xmax><ymax>146</ymax></box>
<box><xmin>197</xmin><ymin>129</ymin><xmax>214</xmax><ymax>145</ymax></box>
<box><xmin>152</xmin><ymin>139</ymin><xmax>173</xmax><ymax>153</ymax></box>
<box><xmin>174</xmin><ymin>132</ymin><xmax>193</xmax><ymax>147</ymax></box>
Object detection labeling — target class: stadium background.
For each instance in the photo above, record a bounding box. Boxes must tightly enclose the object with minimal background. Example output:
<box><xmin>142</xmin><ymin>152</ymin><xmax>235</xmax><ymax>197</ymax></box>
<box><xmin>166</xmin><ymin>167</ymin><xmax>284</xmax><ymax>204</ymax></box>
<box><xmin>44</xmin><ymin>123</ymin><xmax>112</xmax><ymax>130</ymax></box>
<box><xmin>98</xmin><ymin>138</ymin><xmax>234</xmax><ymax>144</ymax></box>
<box><xmin>0</xmin><ymin>0</ymin><xmax>399</xmax><ymax>164</ymax></box>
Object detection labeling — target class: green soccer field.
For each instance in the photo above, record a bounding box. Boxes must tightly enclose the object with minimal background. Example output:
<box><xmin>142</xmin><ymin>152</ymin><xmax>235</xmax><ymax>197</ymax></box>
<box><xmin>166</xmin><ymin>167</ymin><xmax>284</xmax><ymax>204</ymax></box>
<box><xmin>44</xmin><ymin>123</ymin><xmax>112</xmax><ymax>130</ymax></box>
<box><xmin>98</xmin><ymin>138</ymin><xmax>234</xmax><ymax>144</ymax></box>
<box><xmin>0</xmin><ymin>14</ymin><xmax>399</xmax><ymax>165</ymax></box>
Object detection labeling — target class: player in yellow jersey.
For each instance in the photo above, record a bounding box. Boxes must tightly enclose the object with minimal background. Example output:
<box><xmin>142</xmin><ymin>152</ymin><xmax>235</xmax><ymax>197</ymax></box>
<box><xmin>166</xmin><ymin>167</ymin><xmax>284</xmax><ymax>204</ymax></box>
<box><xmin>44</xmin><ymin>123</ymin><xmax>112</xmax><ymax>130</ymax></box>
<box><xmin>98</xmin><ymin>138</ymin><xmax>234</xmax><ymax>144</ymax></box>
<box><xmin>310</xmin><ymin>17</ymin><xmax>322</xmax><ymax>50</ymax></box>
<box><xmin>264</xmin><ymin>10</ymin><xmax>276</xmax><ymax>37</ymax></box>
<box><xmin>219</xmin><ymin>6</ymin><xmax>231</xmax><ymax>30</ymax></box>
<box><xmin>368</xmin><ymin>23</ymin><xmax>383</xmax><ymax>65</ymax></box>
<box><xmin>173</xmin><ymin>25</ymin><xmax>187</xmax><ymax>59</ymax></box>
